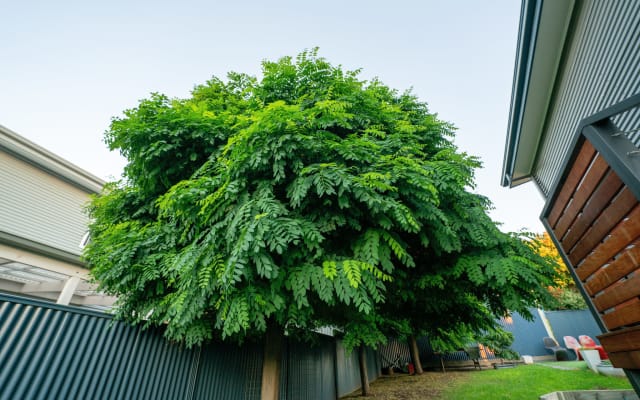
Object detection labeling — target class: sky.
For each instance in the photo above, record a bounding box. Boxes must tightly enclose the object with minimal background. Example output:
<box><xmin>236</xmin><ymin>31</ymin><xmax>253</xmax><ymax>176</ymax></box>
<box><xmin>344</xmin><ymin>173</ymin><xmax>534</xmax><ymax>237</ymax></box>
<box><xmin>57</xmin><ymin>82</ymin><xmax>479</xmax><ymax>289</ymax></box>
<box><xmin>1</xmin><ymin>0</ymin><xmax>545</xmax><ymax>233</ymax></box>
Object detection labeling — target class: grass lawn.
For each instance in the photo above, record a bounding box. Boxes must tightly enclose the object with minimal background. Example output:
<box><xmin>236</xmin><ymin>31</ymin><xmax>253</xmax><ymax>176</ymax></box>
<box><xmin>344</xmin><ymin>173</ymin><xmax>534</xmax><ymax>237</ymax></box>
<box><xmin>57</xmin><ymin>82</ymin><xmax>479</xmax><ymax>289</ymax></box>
<box><xmin>341</xmin><ymin>363</ymin><xmax>633</xmax><ymax>399</ymax></box>
<box><xmin>536</xmin><ymin>361</ymin><xmax>589</xmax><ymax>370</ymax></box>
<box><xmin>441</xmin><ymin>364</ymin><xmax>632</xmax><ymax>399</ymax></box>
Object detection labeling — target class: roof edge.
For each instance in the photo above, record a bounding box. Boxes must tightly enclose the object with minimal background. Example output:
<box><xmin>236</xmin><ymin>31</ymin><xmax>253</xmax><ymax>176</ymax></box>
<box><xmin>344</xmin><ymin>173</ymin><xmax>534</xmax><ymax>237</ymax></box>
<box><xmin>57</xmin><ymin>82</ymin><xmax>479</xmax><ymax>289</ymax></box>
<box><xmin>0</xmin><ymin>231</ymin><xmax>85</xmax><ymax>267</ymax></box>
<box><xmin>501</xmin><ymin>0</ymin><xmax>543</xmax><ymax>187</ymax></box>
<box><xmin>0</xmin><ymin>124</ymin><xmax>105</xmax><ymax>194</ymax></box>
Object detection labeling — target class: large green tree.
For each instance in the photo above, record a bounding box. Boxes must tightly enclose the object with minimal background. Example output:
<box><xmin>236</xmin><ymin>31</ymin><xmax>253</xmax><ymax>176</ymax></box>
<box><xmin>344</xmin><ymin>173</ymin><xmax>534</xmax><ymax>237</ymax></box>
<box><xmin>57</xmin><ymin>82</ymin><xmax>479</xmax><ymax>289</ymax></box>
<box><xmin>85</xmin><ymin>50</ymin><xmax>556</xmax><ymax>398</ymax></box>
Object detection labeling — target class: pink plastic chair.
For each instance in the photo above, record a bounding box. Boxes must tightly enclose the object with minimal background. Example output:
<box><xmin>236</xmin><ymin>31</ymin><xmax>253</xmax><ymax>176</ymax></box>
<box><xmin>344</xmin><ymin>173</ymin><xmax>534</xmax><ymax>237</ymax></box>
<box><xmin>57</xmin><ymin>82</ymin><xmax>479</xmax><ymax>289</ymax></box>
<box><xmin>579</xmin><ymin>335</ymin><xmax>608</xmax><ymax>360</ymax></box>
<box><xmin>563</xmin><ymin>336</ymin><xmax>582</xmax><ymax>360</ymax></box>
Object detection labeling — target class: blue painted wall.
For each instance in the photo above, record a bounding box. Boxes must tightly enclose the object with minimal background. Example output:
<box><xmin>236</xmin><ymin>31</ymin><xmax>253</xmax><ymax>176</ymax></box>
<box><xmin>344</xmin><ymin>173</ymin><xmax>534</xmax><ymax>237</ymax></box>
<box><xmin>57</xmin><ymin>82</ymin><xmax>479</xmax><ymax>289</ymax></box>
<box><xmin>545</xmin><ymin>309</ymin><xmax>603</xmax><ymax>356</ymax></box>
<box><xmin>499</xmin><ymin>309</ymin><xmax>549</xmax><ymax>357</ymax></box>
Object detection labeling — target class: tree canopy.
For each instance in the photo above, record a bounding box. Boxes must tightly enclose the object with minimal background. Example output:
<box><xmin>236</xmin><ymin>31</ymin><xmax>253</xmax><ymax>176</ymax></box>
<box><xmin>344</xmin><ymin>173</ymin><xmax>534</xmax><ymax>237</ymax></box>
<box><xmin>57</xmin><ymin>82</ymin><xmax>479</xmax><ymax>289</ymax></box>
<box><xmin>85</xmin><ymin>49</ymin><xmax>559</xmax><ymax>351</ymax></box>
<box><xmin>532</xmin><ymin>233</ymin><xmax>587</xmax><ymax>311</ymax></box>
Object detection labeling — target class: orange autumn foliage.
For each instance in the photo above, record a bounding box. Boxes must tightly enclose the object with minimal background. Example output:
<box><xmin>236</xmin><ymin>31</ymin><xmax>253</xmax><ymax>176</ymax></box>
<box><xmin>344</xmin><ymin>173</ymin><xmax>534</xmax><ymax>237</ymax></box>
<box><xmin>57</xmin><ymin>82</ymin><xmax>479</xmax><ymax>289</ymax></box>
<box><xmin>532</xmin><ymin>232</ymin><xmax>573</xmax><ymax>288</ymax></box>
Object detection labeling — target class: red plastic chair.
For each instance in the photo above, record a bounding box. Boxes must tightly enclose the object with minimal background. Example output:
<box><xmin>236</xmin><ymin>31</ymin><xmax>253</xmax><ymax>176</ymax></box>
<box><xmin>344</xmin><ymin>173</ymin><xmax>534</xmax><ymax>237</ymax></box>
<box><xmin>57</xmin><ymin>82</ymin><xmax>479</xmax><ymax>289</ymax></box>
<box><xmin>579</xmin><ymin>335</ymin><xmax>608</xmax><ymax>360</ymax></box>
<box><xmin>563</xmin><ymin>336</ymin><xmax>582</xmax><ymax>360</ymax></box>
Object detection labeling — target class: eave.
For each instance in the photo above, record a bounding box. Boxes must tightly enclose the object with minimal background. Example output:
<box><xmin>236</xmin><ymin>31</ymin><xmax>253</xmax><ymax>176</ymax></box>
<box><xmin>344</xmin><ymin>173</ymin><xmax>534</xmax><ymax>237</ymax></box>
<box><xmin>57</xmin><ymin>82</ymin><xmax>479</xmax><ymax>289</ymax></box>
<box><xmin>501</xmin><ymin>0</ymin><xmax>576</xmax><ymax>188</ymax></box>
<box><xmin>0</xmin><ymin>124</ymin><xmax>104</xmax><ymax>194</ymax></box>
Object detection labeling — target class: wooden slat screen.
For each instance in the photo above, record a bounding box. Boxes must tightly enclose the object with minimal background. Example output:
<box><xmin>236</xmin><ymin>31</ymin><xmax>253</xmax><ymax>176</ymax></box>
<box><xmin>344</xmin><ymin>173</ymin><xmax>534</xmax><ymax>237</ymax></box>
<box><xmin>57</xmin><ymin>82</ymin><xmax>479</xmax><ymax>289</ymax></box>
<box><xmin>544</xmin><ymin>138</ymin><xmax>640</xmax><ymax>369</ymax></box>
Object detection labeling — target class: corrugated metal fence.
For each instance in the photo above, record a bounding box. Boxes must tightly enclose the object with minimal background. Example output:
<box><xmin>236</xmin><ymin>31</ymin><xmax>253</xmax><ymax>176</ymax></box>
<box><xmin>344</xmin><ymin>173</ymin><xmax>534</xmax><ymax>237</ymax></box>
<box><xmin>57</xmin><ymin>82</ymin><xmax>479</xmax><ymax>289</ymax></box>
<box><xmin>0</xmin><ymin>293</ymin><xmax>379</xmax><ymax>400</ymax></box>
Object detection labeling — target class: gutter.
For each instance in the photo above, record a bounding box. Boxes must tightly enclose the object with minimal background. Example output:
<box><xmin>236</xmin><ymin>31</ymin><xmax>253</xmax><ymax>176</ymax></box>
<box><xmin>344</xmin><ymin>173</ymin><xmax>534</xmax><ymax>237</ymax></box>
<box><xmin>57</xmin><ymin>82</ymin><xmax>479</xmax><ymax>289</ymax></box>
<box><xmin>0</xmin><ymin>231</ymin><xmax>85</xmax><ymax>267</ymax></box>
<box><xmin>0</xmin><ymin>124</ymin><xmax>105</xmax><ymax>194</ymax></box>
<box><xmin>501</xmin><ymin>0</ymin><xmax>543</xmax><ymax>187</ymax></box>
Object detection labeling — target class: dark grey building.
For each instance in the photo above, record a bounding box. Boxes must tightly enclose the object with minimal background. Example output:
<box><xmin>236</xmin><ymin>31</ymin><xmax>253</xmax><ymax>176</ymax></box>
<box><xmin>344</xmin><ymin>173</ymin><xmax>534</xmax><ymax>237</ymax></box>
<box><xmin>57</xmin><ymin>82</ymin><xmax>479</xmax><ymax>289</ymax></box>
<box><xmin>502</xmin><ymin>0</ymin><xmax>640</xmax><ymax>391</ymax></box>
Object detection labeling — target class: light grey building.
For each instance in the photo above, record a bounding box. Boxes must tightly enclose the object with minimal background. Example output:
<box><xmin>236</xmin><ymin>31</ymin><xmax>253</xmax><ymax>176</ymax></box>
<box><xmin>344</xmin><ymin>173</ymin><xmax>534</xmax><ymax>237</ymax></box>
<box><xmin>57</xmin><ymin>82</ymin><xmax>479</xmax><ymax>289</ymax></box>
<box><xmin>0</xmin><ymin>124</ymin><xmax>114</xmax><ymax>307</ymax></box>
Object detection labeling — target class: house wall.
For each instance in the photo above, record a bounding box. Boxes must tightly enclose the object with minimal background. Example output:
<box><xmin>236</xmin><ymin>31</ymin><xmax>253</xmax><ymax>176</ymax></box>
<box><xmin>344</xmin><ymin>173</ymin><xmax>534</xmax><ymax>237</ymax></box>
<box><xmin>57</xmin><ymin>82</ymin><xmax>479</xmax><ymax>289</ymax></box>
<box><xmin>0</xmin><ymin>292</ymin><xmax>380</xmax><ymax>400</ymax></box>
<box><xmin>0</xmin><ymin>150</ymin><xmax>93</xmax><ymax>259</ymax></box>
<box><xmin>533</xmin><ymin>0</ymin><xmax>640</xmax><ymax>195</ymax></box>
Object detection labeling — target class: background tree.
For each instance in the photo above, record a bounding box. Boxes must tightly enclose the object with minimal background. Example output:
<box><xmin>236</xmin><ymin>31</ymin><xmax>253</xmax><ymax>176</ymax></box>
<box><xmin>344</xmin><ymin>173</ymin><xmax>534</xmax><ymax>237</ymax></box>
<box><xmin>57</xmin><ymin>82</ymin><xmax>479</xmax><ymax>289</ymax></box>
<box><xmin>532</xmin><ymin>233</ymin><xmax>587</xmax><ymax>310</ymax></box>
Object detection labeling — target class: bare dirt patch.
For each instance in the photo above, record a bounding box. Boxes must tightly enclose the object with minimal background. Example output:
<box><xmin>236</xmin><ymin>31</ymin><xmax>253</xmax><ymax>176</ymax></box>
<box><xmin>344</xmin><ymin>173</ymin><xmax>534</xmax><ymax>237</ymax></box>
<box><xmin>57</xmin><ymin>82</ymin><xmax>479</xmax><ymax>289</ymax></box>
<box><xmin>340</xmin><ymin>371</ymin><xmax>473</xmax><ymax>400</ymax></box>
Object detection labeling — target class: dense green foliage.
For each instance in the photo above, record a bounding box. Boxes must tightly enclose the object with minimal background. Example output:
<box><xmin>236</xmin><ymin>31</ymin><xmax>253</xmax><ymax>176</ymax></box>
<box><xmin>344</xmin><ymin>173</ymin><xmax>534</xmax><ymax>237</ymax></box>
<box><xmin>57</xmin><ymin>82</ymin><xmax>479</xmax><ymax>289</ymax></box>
<box><xmin>86</xmin><ymin>49</ymin><xmax>558</xmax><ymax>350</ymax></box>
<box><xmin>479</xmin><ymin>329</ymin><xmax>519</xmax><ymax>360</ymax></box>
<box><xmin>548</xmin><ymin>286</ymin><xmax>588</xmax><ymax>310</ymax></box>
<box><xmin>374</xmin><ymin>227</ymin><xmax>560</xmax><ymax>352</ymax></box>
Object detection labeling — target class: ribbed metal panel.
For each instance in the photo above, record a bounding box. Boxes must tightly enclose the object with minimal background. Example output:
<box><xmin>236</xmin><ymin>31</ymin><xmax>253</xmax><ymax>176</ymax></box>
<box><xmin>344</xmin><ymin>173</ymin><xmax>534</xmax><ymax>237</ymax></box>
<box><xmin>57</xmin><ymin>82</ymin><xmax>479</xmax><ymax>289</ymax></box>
<box><xmin>335</xmin><ymin>340</ymin><xmax>363</xmax><ymax>397</ymax></box>
<box><xmin>534</xmin><ymin>0</ymin><xmax>640</xmax><ymax>194</ymax></box>
<box><xmin>0</xmin><ymin>151</ymin><xmax>91</xmax><ymax>255</ymax></box>
<box><xmin>114</xmin><ymin>327</ymin><xmax>198</xmax><ymax>400</ymax></box>
<box><xmin>282</xmin><ymin>337</ymin><xmax>336</xmax><ymax>400</ymax></box>
<box><xmin>365</xmin><ymin>346</ymin><xmax>381</xmax><ymax>382</ymax></box>
<box><xmin>1</xmin><ymin>293</ymin><xmax>382</xmax><ymax>400</ymax></box>
<box><xmin>193</xmin><ymin>340</ymin><xmax>262</xmax><ymax>400</ymax></box>
<box><xmin>0</xmin><ymin>294</ymin><xmax>198</xmax><ymax>400</ymax></box>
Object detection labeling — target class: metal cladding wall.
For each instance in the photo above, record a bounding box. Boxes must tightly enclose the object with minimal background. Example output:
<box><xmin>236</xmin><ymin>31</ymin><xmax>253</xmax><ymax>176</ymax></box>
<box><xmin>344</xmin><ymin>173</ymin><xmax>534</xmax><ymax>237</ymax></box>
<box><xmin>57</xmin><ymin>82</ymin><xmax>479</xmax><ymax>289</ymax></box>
<box><xmin>193</xmin><ymin>341</ymin><xmax>263</xmax><ymax>400</ymax></box>
<box><xmin>379</xmin><ymin>338</ymin><xmax>411</xmax><ymax>369</ymax></box>
<box><xmin>0</xmin><ymin>293</ymin><xmax>380</xmax><ymax>400</ymax></box>
<box><xmin>545</xmin><ymin>309</ymin><xmax>603</xmax><ymax>348</ymax></box>
<box><xmin>534</xmin><ymin>0</ymin><xmax>640</xmax><ymax>194</ymax></box>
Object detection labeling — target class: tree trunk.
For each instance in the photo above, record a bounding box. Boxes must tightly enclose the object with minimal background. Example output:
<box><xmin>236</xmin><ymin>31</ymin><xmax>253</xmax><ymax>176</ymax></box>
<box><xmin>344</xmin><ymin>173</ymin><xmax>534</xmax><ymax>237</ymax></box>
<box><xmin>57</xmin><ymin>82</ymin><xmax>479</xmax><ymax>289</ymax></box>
<box><xmin>261</xmin><ymin>326</ymin><xmax>284</xmax><ymax>400</ymax></box>
<box><xmin>358</xmin><ymin>344</ymin><xmax>371</xmax><ymax>396</ymax></box>
<box><xmin>408</xmin><ymin>335</ymin><xmax>424</xmax><ymax>375</ymax></box>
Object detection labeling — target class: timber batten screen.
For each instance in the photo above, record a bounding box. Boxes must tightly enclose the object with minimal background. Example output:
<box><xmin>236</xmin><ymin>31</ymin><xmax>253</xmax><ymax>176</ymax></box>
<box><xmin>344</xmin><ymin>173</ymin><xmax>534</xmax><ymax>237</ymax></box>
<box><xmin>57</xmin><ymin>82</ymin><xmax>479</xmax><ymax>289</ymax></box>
<box><xmin>542</xmin><ymin>95</ymin><xmax>640</xmax><ymax>370</ymax></box>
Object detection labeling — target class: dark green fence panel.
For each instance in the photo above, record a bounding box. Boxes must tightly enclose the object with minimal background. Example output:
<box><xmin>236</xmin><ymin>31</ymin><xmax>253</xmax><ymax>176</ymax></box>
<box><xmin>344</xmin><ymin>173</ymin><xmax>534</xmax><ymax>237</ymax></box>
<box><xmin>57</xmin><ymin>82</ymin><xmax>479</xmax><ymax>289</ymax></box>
<box><xmin>112</xmin><ymin>326</ymin><xmax>198</xmax><ymax>400</ymax></box>
<box><xmin>282</xmin><ymin>336</ymin><xmax>336</xmax><ymax>400</ymax></box>
<box><xmin>335</xmin><ymin>339</ymin><xmax>359</xmax><ymax>397</ymax></box>
<box><xmin>0</xmin><ymin>293</ymin><xmax>380</xmax><ymax>400</ymax></box>
<box><xmin>365</xmin><ymin>346</ymin><xmax>381</xmax><ymax>381</ymax></box>
<box><xmin>193</xmin><ymin>340</ymin><xmax>263</xmax><ymax>400</ymax></box>
<box><xmin>0</xmin><ymin>294</ymin><xmax>197</xmax><ymax>400</ymax></box>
